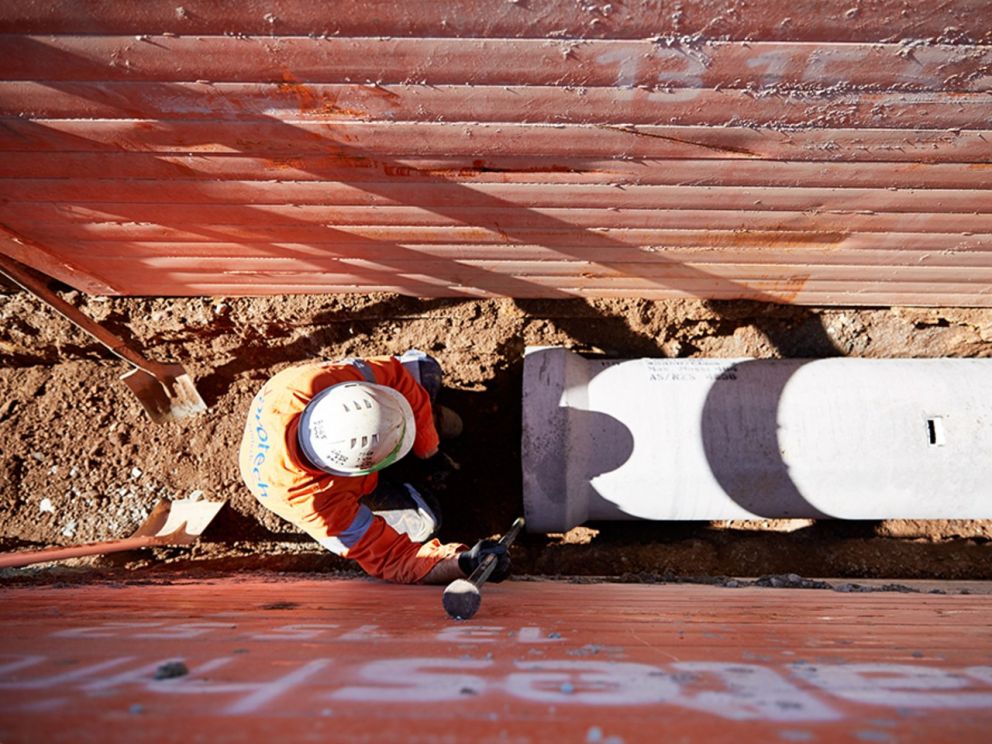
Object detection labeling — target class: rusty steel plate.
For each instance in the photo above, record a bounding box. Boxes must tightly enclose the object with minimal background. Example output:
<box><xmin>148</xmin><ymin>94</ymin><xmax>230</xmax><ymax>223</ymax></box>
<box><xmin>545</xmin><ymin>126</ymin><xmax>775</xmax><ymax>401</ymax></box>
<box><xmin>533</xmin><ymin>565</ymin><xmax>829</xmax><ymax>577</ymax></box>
<box><xmin>1</xmin><ymin>579</ymin><xmax>990</xmax><ymax>742</ymax></box>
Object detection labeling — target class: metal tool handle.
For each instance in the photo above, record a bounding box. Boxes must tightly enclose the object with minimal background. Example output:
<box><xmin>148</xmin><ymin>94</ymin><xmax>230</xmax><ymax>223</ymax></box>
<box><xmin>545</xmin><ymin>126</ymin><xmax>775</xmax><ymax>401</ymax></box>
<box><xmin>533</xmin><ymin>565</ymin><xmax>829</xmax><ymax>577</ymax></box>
<box><xmin>0</xmin><ymin>250</ymin><xmax>174</xmax><ymax>379</ymax></box>
<box><xmin>466</xmin><ymin>517</ymin><xmax>525</xmax><ymax>587</ymax></box>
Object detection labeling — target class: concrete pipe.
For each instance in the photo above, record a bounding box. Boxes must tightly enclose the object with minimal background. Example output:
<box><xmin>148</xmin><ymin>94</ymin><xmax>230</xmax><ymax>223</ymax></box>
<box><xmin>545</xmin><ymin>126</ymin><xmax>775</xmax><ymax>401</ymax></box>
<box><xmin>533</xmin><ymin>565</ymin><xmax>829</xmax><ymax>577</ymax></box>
<box><xmin>521</xmin><ymin>347</ymin><xmax>992</xmax><ymax>533</ymax></box>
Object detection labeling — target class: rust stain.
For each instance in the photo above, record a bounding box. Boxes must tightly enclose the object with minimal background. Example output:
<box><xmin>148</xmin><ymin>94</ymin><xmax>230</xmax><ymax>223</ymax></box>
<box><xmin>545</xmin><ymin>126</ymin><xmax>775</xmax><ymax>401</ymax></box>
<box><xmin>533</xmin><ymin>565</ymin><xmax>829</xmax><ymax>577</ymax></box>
<box><xmin>276</xmin><ymin>69</ymin><xmax>369</xmax><ymax>118</ymax></box>
<box><xmin>718</xmin><ymin>230</ymin><xmax>849</xmax><ymax>248</ymax></box>
<box><xmin>382</xmin><ymin>164</ymin><xmax>419</xmax><ymax>177</ymax></box>
<box><xmin>320</xmin><ymin>100</ymin><xmax>366</xmax><ymax>117</ymax></box>
<box><xmin>597</xmin><ymin>125</ymin><xmax>760</xmax><ymax>158</ymax></box>
<box><xmin>263</xmin><ymin>155</ymin><xmax>378</xmax><ymax>176</ymax></box>
<box><xmin>764</xmin><ymin>274</ymin><xmax>811</xmax><ymax>303</ymax></box>
<box><xmin>469</xmin><ymin>159</ymin><xmax>580</xmax><ymax>175</ymax></box>
<box><xmin>264</xmin><ymin>157</ymin><xmax>306</xmax><ymax>170</ymax></box>
<box><xmin>277</xmin><ymin>69</ymin><xmax>318</xmax><ymax>113</ymax></box>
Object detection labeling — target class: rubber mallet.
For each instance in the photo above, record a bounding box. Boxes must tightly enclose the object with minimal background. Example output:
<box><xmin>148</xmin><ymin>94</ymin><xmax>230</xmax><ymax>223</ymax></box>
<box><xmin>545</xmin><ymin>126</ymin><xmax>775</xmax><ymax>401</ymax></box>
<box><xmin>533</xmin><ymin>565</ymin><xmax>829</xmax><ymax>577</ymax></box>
<box><xmin>443</xmin><ymin>517</ymin><xmax>525</xmax><ymax>620</ymax></box>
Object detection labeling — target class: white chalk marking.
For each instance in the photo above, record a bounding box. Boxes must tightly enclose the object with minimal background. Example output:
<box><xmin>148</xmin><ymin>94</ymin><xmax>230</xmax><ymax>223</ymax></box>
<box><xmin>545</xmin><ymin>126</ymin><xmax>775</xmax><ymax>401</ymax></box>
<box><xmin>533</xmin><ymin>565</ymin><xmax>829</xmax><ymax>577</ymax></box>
<box><xmin>251</xmin><ymin>624</ymin><xmax>341</xmax><ymax>641</ymax></box>
<box><xmin>436</xmin><ymin>625</ymin><xmax>505</xmax><ymax>644</ymax></box>
<box><xmin>672</xmin><ymin>662</ymin><xmax>840</xmax><ymax>722</ymax></box>
<box><xmin>0</xmin><ymin>657</ymin><xmax>135</xmax><ymax>690</ymax></box>
<box><xmin>332</xmin><ymin>659</ymin><xmax>492</xmax><ymax>702</ymax></box>
<box><xmin>795</xmin><ymin>663</ymin><xmax>992</xmax><ymax>709</ymax></box>
<box><xmin>224</xmin><ymin>659</ymin><xmax>331</xmax><ymax>715</ymax></box>
<box><xmin>506</xmin><ymin>661</ymin><xmax>678</xmax><ymax>705</ymax></box>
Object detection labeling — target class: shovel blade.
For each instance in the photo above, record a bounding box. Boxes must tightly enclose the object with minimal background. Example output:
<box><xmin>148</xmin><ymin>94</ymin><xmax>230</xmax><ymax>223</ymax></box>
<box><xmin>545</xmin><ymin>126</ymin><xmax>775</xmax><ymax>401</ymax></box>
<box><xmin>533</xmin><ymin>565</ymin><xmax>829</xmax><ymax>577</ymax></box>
<box><xmin>132</xmin><ymin>496</ymin><xmax>226</xmax><ymax>544</ymax></box>
<box><xmin>120</xmin><ymin>365</ymin><xmax>207</xmax><ymax>424</ymax></box>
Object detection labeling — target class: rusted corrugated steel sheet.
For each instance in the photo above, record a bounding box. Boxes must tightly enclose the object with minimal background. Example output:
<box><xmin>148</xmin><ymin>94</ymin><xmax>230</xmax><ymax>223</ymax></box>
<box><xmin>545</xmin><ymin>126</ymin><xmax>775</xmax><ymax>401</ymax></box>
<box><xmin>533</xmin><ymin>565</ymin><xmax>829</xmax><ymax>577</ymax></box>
<box><xmin>1</xmin><ymin>579</ymin><xmax>991</xmax><ymax>742</ymax></box>
<box><xmin>0</xmin><ymin>1</ymin><xmax>989</xmax><ymax>304</ymax></box>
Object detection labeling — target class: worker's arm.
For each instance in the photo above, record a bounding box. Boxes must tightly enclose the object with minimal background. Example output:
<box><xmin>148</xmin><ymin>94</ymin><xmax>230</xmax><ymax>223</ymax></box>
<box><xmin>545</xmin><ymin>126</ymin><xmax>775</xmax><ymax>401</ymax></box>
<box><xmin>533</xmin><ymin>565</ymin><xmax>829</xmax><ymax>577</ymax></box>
<box><xmin>300</xmin><ymin>486</ymin><xmax>464</xmax><ymax>583</ymax></box>
<box><xmin>344</xmin><ymin>511</ymin><xmax>463</xmax><ymax>583</ymax></box>
<box><xmin>420</xmin><ymin>540</ymin><xmax>513</xmax><ymax>584</ymax></box>
<box><xmin>420</xmin><ymin>556</ymin><xmax>464</xmax><ymax>584</ymax></box>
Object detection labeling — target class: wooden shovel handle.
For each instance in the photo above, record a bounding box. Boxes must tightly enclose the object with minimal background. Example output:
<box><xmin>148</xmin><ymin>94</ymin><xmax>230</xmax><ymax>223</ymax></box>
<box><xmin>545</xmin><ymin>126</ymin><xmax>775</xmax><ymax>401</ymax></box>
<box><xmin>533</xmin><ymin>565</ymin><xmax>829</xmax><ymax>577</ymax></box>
<box><xmin>0</xmin><ymin>535</ymin><xmax>164</xmax><ymax>569</ymax></box>
<box><xmin>0</xmin><ymin>247</ymin><xmax>172</xmax><ymax>379</ymax></box>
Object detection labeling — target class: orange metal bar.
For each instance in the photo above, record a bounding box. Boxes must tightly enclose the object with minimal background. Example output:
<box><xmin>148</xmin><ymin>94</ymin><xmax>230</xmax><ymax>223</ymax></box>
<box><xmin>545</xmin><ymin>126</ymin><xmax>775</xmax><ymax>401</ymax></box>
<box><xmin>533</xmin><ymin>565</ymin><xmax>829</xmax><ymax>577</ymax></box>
<box><xmin>0</xmin><ymin>579</ymin><xmax>990</xmax><ymax>742</ymax></box>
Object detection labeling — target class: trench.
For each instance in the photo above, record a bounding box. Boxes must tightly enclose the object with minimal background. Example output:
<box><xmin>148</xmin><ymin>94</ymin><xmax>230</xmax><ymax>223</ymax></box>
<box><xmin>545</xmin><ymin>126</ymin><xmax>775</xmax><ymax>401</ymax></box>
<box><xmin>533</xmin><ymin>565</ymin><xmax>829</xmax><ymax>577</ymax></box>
<box><xmin>2</xmin><ymin>290</ymin><xmax>991</xmax><ymax>584</ymax></box>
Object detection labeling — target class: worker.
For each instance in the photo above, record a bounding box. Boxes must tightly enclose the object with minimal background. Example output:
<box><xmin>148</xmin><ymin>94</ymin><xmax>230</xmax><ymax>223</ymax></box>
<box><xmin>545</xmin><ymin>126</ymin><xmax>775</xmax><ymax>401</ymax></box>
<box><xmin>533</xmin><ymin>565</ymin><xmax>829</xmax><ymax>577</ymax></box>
<box><xmin>238</xmin><ymin>350</ymin><xmax>511</xmax><ymax>584</ymax></box>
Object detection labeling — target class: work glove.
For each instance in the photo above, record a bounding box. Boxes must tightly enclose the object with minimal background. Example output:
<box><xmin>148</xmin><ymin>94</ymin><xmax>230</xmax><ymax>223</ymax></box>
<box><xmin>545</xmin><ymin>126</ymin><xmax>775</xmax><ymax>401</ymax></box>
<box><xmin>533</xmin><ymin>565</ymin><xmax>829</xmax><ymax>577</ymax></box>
<box><xmin>457</xmin><ymin>538</ymin><xmax>511</xmax><ymax>583</ymax></box>
<box><xmin>400</xmin><ymin>450</ymin><xmax>459</xmax><ymax>493</ymax></box>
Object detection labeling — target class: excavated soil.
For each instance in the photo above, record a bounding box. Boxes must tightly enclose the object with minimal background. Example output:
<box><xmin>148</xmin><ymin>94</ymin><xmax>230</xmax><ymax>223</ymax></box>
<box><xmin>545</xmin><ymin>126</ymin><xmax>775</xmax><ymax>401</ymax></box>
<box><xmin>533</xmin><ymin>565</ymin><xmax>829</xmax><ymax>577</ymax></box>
<box><xmin>2</xmin><ymin>289</ymin><xmax>992</xmax><ymax>581</ymax></box>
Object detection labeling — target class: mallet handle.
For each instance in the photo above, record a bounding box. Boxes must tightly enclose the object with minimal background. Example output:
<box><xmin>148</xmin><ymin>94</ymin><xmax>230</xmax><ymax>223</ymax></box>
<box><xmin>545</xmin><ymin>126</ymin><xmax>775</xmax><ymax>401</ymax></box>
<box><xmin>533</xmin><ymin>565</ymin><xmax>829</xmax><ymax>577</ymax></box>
<box><xmin>466</xmin><ymin>517</ymin><xmax>525</xmax><ymax>588</ymax></box>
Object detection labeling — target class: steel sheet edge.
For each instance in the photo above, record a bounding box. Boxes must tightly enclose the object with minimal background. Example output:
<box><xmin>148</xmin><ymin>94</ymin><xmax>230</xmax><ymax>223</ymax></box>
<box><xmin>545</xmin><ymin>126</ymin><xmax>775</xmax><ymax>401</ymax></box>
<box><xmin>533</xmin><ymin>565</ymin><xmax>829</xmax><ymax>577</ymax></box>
<box><xmin>522</xmin><ymin>347</ymin><xmax>992</xmax><ymax>532</ymax></box>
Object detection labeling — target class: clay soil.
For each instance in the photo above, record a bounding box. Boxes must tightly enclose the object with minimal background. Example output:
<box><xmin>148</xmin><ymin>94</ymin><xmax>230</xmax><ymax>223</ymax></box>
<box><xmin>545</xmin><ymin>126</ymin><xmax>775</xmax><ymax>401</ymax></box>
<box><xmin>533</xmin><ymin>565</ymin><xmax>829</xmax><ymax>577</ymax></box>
<box><xmin>2</xmin><ymin>289</ymin><xmax>992</xmax><ymax>581</ymax></box>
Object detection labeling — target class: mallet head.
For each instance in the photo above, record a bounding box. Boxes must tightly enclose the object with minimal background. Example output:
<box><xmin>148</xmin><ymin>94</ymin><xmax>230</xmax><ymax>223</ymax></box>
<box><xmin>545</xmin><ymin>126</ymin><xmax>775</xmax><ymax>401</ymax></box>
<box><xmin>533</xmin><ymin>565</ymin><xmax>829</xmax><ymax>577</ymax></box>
<box><xmin>442</xmin><ymin>578</ymin><xmax>482</xmax><ymax>620</ymax></box>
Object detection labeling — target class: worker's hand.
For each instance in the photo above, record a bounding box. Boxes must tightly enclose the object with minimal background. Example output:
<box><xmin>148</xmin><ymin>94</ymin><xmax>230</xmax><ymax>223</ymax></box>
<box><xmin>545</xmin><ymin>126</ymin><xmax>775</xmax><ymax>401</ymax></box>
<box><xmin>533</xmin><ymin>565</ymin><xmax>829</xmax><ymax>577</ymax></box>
<box><xmin>402</xmin><ymin>450</ymin><xmax>457</xmax><ymax>492</ymax></box>
<box><xmin>457</xmin><ymin>539</ymin><xmax>511</xmax><ymax>583</ymax></box>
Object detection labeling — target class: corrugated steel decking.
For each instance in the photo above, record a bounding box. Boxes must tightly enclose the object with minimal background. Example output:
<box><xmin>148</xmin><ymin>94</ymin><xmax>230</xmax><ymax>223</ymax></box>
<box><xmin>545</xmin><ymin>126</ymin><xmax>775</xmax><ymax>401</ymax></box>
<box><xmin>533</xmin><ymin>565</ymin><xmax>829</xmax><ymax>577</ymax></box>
<box><xmin>0</xmin><ymin>1</ymin><xmax>990</xmax><ymax>304</ymax></box>
<box><xmin>1</xmin><ymin>579</ymin><xmax>991</xmax><ymax>742</ymax></box>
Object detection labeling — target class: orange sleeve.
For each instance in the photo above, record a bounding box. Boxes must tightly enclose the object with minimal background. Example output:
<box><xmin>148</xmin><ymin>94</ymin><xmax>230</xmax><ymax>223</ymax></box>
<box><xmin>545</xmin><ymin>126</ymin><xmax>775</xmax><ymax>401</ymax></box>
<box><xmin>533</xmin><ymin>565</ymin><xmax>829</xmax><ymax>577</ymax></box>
<box><xmin>347</xmin><ymin>519</ymin><xmax>464</xmax><ymax>584</ymax></box>
<box><xmin>366</xmin><ymin>356</ymin><xmax>440</xmax><ymax>458</ymax></box>
<box><xmin>291</xmin><ymin>482</ymin><xmax>460</xmax><ymax>583</ymax></box>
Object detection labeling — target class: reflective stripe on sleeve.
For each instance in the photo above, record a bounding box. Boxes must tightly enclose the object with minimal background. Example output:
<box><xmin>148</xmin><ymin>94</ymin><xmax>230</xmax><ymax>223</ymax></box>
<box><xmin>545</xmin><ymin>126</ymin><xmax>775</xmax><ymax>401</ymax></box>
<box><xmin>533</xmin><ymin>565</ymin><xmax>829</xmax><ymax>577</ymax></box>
<box><xmin>398</xmin><ymin>349</ymin><xmax>427</xmax><ymax>386</ymax></box>
<box><xmin>342</xmin><ymin>358</ymin><xmax>377</xmax><ymax>383</ymax></box>
<box><xmin>316</xmin><ymin>505</ymin><xmax>374</xmax><ymax>556</ymax></box>
<box><xmin>318</xmin><ymin>536</ymin><xmax>348</xmax><ymax>555</ymax></box>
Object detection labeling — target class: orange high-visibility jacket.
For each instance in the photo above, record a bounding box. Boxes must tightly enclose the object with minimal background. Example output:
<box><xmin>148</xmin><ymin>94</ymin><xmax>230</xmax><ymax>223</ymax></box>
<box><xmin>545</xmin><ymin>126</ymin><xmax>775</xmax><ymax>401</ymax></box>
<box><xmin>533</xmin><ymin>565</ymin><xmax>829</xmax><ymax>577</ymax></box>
<box><xmin>238</xmin><ymin>357</ymin><xmax>463</xmax><ymax>583</ymax></box>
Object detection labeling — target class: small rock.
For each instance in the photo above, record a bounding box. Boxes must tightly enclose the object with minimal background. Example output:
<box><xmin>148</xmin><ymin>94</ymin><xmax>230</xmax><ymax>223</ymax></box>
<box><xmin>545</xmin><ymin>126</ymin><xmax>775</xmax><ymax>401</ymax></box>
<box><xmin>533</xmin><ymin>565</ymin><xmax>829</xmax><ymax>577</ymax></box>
<box><xmin>587</xmin><ymin>727</ymin><xmax>603</xmax><ymax>743</ymax></box>
<box><xmin>39</xmin><ymin>498</ymin><xmax>55</xmax><ymax>514</ymax></box>
<box><xmin>835</xmin><ymin>583</ymin><xmax>854</xmax><ymax>593</ymax></box>
<box><xmin>129</xmin><ymin>703</ymin><xmax>144</xmax><ymax>714</ymax></box>
<box><xmin>131</xmin><ymin>467</ymin><xmax>143</xmax><ymax>479</ymax></box>
<box><xmin>61</xmin><ymin>520</ymin><xmax>77</xmax><ymax>538</ymax></box>
<box><xmin>547</xmin><ymin>632</ymin><xmax>562</xmax><ymax>639</ymax></box>
<box><xmin>154</xmin><ymin>661</ymin><xmax>188</xmax><ymax>680</ymax></box>
<box><xmin>560</xmin><ymin>682</ymin><xmax>575</xmax><ymax>694</ymax></box>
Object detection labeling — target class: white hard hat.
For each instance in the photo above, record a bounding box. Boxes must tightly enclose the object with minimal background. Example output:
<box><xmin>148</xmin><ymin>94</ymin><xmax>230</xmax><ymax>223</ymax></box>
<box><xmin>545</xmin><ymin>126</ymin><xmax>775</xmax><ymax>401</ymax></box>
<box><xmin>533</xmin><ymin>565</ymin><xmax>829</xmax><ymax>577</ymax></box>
<box><xmin>297</xmin><ymin>382</ymin><xmax>416</xmax><ymax>476</ymax></box>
